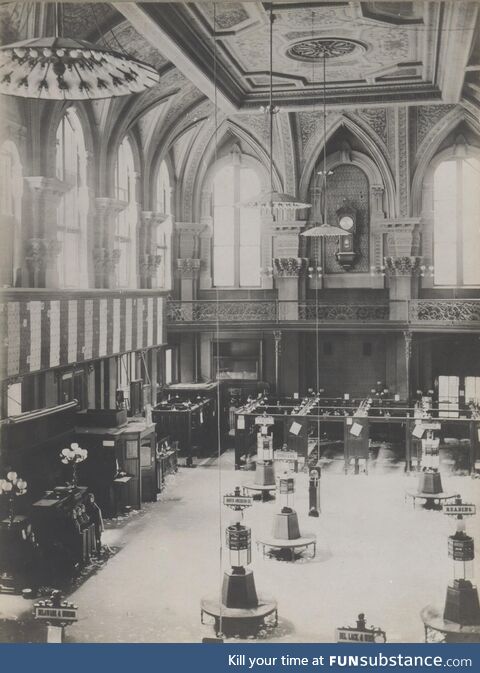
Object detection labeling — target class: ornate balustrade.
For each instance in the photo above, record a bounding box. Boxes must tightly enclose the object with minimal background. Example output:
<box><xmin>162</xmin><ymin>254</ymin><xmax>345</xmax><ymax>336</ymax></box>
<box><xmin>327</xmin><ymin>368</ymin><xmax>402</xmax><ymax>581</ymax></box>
<box><xmin>167</xmin><ymin>301</ymin><xmax>276</xmax><ymax>323</ymax></box>
<box><xmin>409</xmin><ymin>299</ymin><xmax>480</xmax><ymax>324</ymax></box>
<box><xmin>167</xmin><ymin>300</ymin><xmax>390</xmax><ymax>324</ymax></box>
<box><xmin>298</xmin><ymin>303</ymin><xmax>389</xmax><ymax>321</ymax></box>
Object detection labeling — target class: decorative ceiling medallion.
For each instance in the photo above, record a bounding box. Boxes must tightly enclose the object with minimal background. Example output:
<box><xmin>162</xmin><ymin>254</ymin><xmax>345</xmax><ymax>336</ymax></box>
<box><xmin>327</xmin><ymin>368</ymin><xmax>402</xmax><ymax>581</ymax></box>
<box><xmin>286</xmin><ymin>38</ymin><xmax>365</xmax><ymax>61</ymax></box>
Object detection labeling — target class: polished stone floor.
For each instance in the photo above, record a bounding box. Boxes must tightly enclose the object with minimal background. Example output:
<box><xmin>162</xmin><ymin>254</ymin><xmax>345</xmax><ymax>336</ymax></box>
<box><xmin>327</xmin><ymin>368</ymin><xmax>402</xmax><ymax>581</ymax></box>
<box><xmin>1</xmin><ymin>451</ymin><xmax>479</xmax><ymax>643</ymax></box>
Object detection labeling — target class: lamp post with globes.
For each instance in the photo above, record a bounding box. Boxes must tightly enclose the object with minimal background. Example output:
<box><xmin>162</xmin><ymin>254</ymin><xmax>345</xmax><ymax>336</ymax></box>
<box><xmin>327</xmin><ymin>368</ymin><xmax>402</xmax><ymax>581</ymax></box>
<box><xmin>60</xmin><ymin>443</ymin><xmax>88</xmax><ymax>488</ymax></box>
<box><xmin>0</xmin><ymin>472</ymin><xmax>28</xmax><ymax>526</ymax></box>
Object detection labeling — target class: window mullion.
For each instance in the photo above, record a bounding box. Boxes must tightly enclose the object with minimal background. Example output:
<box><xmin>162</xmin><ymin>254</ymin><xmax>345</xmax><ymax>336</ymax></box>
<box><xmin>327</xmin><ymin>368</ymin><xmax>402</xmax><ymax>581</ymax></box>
<box><xmin>234</xmin><ymin>164</ymin><xmax>240</xmax><ymax>288</ymax></box>
<box><xmin>457</xmin><ymin>159</ymin><xmax>463</xmax><ymax>286</ymax></box>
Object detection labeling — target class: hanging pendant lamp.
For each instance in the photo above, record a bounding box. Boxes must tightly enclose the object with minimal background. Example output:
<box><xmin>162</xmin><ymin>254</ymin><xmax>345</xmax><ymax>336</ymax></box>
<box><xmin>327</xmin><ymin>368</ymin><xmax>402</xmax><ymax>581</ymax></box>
<box><xmin>301</xmin><ymin>43</ymin><xmax>346</xmax><ymax>238</ymax></box>
<box><xmin>0</xmin><ymin>3</ymin><xmax>159</xmax><ymax>100</ymax></box>
<box><xmin>242</xmin><ymin>4</ymin><xmax>310</xmax><ymax>218</ymax></box>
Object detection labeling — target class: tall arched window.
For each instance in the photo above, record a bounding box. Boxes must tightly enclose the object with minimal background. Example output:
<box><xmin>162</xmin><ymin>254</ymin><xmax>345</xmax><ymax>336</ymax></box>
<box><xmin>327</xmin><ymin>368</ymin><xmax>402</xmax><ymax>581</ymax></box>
<box><xmin>56</xmin><ymin>108</ymin><xmax>88</xmax><ymax>287</ymax></box>
<box><xmin>212</xmin><ymin>159</ymin><xmax>262</xmax><ymax>287</ymax></box>
<box><xmin>115</xmin><ymin>137</ymin><xmax>138</xmax><ymax>288</ymax></box>
<box><xmin>0</xmin><ymin>139</ymin><xmax>23</xmax><ymax>286</ymax></box>
<box><xmin>433</xmin><ymin>155</ymin><xmax>480</xmax><ymax>286</ymax></box>
<box><xmin>155</xmin><ymin>160</ymin><xmax>172</xmax><ymax>288</ymax></box>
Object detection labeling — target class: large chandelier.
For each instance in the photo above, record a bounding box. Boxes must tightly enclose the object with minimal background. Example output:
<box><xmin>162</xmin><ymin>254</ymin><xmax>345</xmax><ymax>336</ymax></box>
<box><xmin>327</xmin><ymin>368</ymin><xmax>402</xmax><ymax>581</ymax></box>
<box><xmin>242</xmin><ymin>5</ymin><xmax>310</xmax><ymax>219</ymax></box>
<box><xmin>0</xmin><ymin>4</ymin><xmax>159</xmax><ymax>100</ymax></box>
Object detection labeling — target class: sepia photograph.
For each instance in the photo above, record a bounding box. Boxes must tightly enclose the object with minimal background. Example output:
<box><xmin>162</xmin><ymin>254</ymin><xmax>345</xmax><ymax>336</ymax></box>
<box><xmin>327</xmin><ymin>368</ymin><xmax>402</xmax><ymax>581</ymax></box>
<box><xmin>0</xmin><ymin>0</ymin><xmax>479</xmax><ymax>647</ymax></box>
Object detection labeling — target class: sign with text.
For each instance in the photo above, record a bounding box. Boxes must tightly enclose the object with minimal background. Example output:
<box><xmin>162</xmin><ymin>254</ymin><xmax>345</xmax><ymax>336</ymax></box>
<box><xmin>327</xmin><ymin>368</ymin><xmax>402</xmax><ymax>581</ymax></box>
<box><xmin>34</xmin><ymin>605</ymin><xmax>78</xmax><ymax>623</ymax></box>
<box><xmin>335</xmin><ymin>628</ymin><xmax>386</xmax><ymax>644</ymax></box>
<box><xmin>223</xmin><ymin>495</ymin><xmax>253</xmax><ymax>509</ymax></box>
<box><xmin>444</xmin><ymin>503</ymin><xmax>476</xmax><ymax>517</ymax></box>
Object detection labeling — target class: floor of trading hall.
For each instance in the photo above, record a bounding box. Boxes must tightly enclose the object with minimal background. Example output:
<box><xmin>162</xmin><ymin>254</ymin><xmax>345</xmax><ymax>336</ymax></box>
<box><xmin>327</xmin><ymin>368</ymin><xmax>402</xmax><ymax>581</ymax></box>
<box><xmin>3</xmin><ymin>453</ymin><xmax>478</xmax><ymax>644</ymax></box>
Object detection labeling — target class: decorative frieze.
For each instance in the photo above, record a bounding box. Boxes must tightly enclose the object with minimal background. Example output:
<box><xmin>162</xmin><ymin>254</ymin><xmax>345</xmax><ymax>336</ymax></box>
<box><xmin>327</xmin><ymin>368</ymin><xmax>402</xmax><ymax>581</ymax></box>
<box><xmin>409</xmin><ymin>300</ymin><xmax>480</xmax><ymax>324</ymax></box>
<box><xmin>273</xmin><ymin>257</ymin><xmax>308</xmax><ymax>278</ymax></box>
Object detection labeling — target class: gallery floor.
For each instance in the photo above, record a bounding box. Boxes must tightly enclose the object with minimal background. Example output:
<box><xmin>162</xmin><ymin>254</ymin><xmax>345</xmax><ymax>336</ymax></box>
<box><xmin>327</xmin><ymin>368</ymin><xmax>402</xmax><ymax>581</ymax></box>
<box><xmin>2</xmin><ymin>451</ymin><xmax>480</xmax><ymax>643</ymax></box>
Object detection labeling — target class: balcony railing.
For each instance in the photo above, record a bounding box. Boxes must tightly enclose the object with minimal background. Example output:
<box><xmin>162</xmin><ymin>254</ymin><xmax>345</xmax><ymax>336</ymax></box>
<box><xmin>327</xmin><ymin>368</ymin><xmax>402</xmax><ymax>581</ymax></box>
<box><xmin>167</xmin><ymin>300</ymin><xmax>389</xmax><ymax>324</ymax></box>
<box><xmin>409</xmin><ymin>299</ymin><xmax>480</xmax><ymax>325</ymax></box>
<box><xmin>167</xmin><ymin>298</ymin><xmax>480</xmax><ymax>326</ymax></box>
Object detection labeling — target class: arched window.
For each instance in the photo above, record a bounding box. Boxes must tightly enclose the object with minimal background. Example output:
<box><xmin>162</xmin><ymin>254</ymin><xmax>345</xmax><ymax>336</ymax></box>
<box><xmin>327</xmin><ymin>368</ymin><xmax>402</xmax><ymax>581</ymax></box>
<box><xmin>56</xmin><ymin>108</ymin><xmax>88</xmax><ymax>287</ymax></box>
<box><xmin>115</xmin><ymin>137</ymin><xmax>137</xmax><ymax>288</ymax></box>
<box><xmin>0</xmin><ymin>139</ymin><xmax>23</xmax><ymax>286</ymax></box>
<box><xmin>433</xmin><ymin>155</ymin><xmax>480</xmax><ymax>286</ymax></box>
<box><xmin>212</xmin><ymin>159</ymin><xmax>262</xmax><ymax>287</ymax></box>
<box><xmin>155</xmin><ymin>160</ymin><xmax>172</xmax><ymax>288</ymax></box>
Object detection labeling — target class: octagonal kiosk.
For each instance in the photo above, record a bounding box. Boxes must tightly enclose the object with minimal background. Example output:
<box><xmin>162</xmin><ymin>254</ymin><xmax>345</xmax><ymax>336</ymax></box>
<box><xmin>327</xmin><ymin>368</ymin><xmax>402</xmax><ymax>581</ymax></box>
<box><xmin>243</xmin><ymin>414</ymin><xmax>276</xmax><ymax>502</ymax></box>
<box><xmin>201</xmin><ymin>487</ymin><xmax>277</xmax><ymax>637</ymax></box>
<box><xmin>421</xmin><ymin>498</ymin><xmax>480</xmax><ymax>642</ymax></box>
<box><xmin>406</xmin><ymin>419</ymin><xmax>458</xmax><ymax>510</ymax></box>
<box><xmin>257</xmin><ymin>472</ymin><xmax>316</xmax><ymax>562</ymax></box>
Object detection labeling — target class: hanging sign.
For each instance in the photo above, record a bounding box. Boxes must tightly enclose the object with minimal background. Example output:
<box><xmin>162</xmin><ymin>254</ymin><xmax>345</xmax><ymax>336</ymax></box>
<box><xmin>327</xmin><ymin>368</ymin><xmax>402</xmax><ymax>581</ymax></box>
<box><xmin>289</xmin><ymin>421</ymin><xmax>302</xmax><ymax>435</ymax></box>
<box><xmin>237</xmin><ymin>415</ymin><xmax>245</xmax><ymax>430</ymax></box>
<box><xmin>274</xmin><ymin>450</ymin><xmax>298</xmax><ymax>462</ymax></box>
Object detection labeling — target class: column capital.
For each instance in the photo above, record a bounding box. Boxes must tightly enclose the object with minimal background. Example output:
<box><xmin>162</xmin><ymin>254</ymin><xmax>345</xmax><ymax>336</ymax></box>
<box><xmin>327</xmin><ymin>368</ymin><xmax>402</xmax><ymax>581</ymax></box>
<box><xmin>384</xmin><ymin>255</ymin><xmax>423</xmax><ymax>276</ymax></box>
<box><xmin>141</xmin><ymin>211</ymin><xmax>169</xmax><ymax>228</ymax></box>
<box><xmin>93</xmin><ymin>247</ymin><xmax>121</xmax><ymax>273</ymax></box>
<box><xmin>176</xmin><ymin>258</ymin><xmax>201</xmax><ymax>278</ymax></box>
<box><xmin>24</xmin><ymin>176</ymin><xmax>67</xmax><ymax>195</ymax></box>
<box><xmin>25</xmin><ymin>237</ymin><xmax>62</xmax><ymax>270</ymax></box>
<box><xmin>273</xmin><ymin>257</ymin><xmax>308</xmax><ymax>278</ymax></box>
<box><xmin>95</xmin><ymin>197</ymin><xmax>127</xmax><ymax>215</ymax></box>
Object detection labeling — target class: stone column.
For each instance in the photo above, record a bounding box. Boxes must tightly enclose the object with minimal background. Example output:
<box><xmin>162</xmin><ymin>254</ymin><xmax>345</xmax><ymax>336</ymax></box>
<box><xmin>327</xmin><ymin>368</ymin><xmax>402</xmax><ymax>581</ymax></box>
<box><xmin>94</xmin><ymin>197</ymin><xmax>125</xmax><ymax>288</ymax></box>
<box><xmin>378</xmin><ymin>219</ymin><xmax>422</xmax><ymax>321</ymax></box>
<box><xmin>176</xmin><ymin>258</ymin><xmax>201</xmax><ymax>304</ymax></box>
<box><xmin>140</xmin><ymin>211</ymin><xmax>168</xmax><ymax>289</ymax></box>
<box><xmin>273</xmin><ymin>330</ymin><xmax>282</xmax><ymax>395</ymax></box>
<box><xmin>273</xmin><ymin>257</ymin><xmax>308</xmax><ymax>320</ymax></box>
<box><xmin>23</xmin><ymin>176</ymin><xmax>66</xmax><ymax>288</ymax></box>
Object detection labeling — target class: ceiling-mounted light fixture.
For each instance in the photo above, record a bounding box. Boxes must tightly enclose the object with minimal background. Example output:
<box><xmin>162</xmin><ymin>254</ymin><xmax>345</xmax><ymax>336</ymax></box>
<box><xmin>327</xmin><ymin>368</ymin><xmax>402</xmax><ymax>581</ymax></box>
<box><xmin>0</xmin><ymin>3</ymin><xmax>159</xmax><ymax>100</ymax></box>
<box><xmin>242</xmin><ymin>4</ymin><xmax>310</xmax><ymax>219</ymax></box>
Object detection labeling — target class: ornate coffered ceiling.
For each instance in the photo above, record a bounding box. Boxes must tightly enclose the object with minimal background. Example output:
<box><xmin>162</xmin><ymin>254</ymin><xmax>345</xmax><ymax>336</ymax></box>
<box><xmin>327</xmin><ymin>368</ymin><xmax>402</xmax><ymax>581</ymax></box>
<box><xmin>116</xmin><ymin>1</ymin><xmax>479</xmax><ymax>112</ymax></box>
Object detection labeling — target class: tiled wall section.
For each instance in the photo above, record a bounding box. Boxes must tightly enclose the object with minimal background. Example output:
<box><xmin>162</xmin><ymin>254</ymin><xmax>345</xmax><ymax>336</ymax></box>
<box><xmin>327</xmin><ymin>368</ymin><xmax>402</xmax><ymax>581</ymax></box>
<box><xmin>0</xmin><ymin>291</ymin><xmax>166</xmax><ymax>380</ymax></box>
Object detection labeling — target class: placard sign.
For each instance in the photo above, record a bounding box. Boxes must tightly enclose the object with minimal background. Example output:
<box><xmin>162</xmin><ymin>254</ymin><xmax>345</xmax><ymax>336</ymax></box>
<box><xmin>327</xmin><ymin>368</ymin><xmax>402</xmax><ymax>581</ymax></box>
<box><xmin>274</xmin><ymin>451</ymin><xmax>298</xmax><ymax>462</ymax></box>
<box><xmin>255</xmin><ymin>415</ymin><xmax>274</xmax><ymax>426</ymax></box>
<box><xmin>34</xmin><ymin>606</ymin><xmax>78</xmax><ymax>623</ymax></box>
<box><xmin>289</xmin><ymin>421</ymin><xmax>302</xmax><ymax>436</ymax></box>
<box><xmin>444</xmin><ymin>503</ymin><xmax>476</xmax><ymax>516</ymax></box>
<box><xmin>223</xmin><ymin>495</ymin><xmax>253</xmax><ymax>509</ymax></box>
<box><xmin>335</xmin><ymin>628</ymin><xmax>385</xmax><ymax>643</ymax></box>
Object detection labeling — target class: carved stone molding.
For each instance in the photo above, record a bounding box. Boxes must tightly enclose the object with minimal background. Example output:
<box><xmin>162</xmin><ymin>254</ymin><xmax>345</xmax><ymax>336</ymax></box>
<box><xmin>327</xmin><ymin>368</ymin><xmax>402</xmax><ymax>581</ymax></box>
<box><xmin>384</xmin><ymin>256</ymin><xmax>422</xmax><ymax>276</ymax></box>
<box><xmin>25</xmin><ymin>238</ymin><xmax>62</xmax><ymax>270</ymax></box>
<box><xmin>378</xmin><ymin>218</ymin><xmax>421</xmax><ymax>257</ymax></box>
<box><xmin>176</xmin><ymin>258</ymin><xmax>201</xmax><ymax>278</ymax></box>
<box><xmin>273</xmin><ymin>257</ymin><xmax>308</xmax><ymax>278</ymax></box>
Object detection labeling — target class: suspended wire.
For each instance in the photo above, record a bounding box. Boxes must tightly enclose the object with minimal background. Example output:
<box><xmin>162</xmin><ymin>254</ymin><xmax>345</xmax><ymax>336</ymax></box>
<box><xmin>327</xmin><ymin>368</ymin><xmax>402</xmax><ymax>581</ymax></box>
<box><xmin>89</xmin><ymin>3</ymin><xmax>113</xmax><ymax>50</ymax></box>
<box><xmin>212</xmin><ymin>1</ymin><xmax>224</xmax><ymax>639</ymax></box>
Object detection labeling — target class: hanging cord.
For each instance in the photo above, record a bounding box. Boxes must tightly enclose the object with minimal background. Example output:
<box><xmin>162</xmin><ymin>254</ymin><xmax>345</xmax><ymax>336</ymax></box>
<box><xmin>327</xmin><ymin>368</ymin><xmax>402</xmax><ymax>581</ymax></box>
<box><xmin>89</xmin><ymin>3</ymin><xmax>113</xmax><ymax>50</ymax></box>
<box><xmin>269</xmin><ymin>4</ymin><xmax>274</xmax><ymax>200</ymax></box>
<box><xmin>212</xmin><ymin>2</ymin><xmax>224</xmax><ymax>638</ymax></box>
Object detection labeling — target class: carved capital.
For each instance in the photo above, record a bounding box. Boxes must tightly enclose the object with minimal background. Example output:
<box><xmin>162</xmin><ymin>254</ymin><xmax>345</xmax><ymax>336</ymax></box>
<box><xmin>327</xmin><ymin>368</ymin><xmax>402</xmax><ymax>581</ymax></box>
<box><xmin>142</xmin><ymin>211</ymin><xmax>168</xmax><ymax>228</ymax></box>
<box><xmin>176</xmin><ymin>258</ymin><xmax>201</xmax><ymax>278</ymax></box>
<box><xmin>25</xmin><ymin>237</ymin><xmax>62</xmax><ymax>269</ymax></box>
<box><xmin>273</xmin><ymin>257</ymin><xmax>308</xmax><ymax>278</ymax></box>
<box><xmin>140</xmin><ymin>253</ymin><xmax>163</xmax><ymax>277</ymax></box>
<box><xmin>384</xmin><ymin>256</ymin><xmax>422</xmax><ymax>276</ymax></box>
<box><xmin>93</xmin><ymin>247</ymin><xmax>121</xmax><ymax>272</ymax></box>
